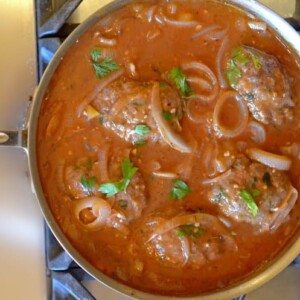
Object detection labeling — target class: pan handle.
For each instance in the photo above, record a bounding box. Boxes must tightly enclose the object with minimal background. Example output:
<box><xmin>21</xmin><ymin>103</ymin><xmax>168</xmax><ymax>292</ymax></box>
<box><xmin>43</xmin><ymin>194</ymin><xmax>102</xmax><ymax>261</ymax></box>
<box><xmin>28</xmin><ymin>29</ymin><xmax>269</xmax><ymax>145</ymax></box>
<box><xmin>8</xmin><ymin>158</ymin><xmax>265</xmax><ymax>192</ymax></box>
<box><xmin>286</xmin><ymin>0</ymin><xmax>300</xmax><ymax>31</ymax></box>
<box><xmin>0</xmin><ymin>129</ymin><xmax>28</xmax><ymax>149</ymax></box>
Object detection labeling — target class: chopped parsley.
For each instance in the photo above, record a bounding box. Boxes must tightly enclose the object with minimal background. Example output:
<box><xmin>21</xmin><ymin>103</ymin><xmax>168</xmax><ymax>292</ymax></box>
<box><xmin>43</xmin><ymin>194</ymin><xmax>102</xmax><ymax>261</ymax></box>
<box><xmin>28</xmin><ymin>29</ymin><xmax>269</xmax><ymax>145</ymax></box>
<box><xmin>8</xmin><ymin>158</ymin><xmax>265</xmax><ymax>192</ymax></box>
<box><xmin>90</xmin><ymin>47</ymin><xmax>120</xmax><ymax>78</ymax></box>
<box><xmin>168</xmin><ymin>67</ymin><xmax>192</xmax><ymax>97</ymax></box>
<box><xmin>171</xmin><ymin>179</ymin><xmax>191</xmax><ymax>200</ymax></box>
<box><xmin>92</xmin><ymin>58</ymin><xmax>120</xmax><ymax>78</ymax></box>
<box><xmin>226</xmin><ymin>47</ymin><xmax>250</xmax><ymax>88</ymax></box>
<box><xmin>163</xmin><ymin>111</ymin><xmax>172</xmax><ymax>122</ymax></box>
<box><xmin>90</xmin><ymin>47</ymin><xmax>102</xmax><ymax>62</ymax></box>
<box><xmin>81</xmin><ymin>176</ymin><xmax>97</xmax><ymax>194</ymax></box>
<box><xmin>250</xmin><ymin>188</ymin><xmax>262</xmax><ymax>197</ymax></box>
<box><xmin>231</xmin><ymin>47</ymin><xmax>250</xmax><ymax>65</ymax></box>
<box><xmin>134</xmin><ymin>124</ymin><xmax>150</xmax><ymax>136</ymax></box>
<box><xmin>134</xmin><ymin>139</ymin><xmax>147</xmax><ymax>147</ymax></box>
<box><xmin>263</xmin><ymin>172</ymin><xmax>272</xmax><ymax>186</ymax></box>
<box><xmin>239</xmin><ymin>189</ymin><xmax>259</xmax><ymax>217</ymax></box>
<box><xmin>250</xmin><ymin>52</ymin><xmax>262</xmax><ymax>70</ymax></box>
<box><xmin>98</xmin><ymin>182</ymin><xmax>123</xmax><ymax>198</ymax></box>
<box><xmin>176</xmin><ymin>224</ymin><xmax>206</xmax><ymax>238</ymax></box>
<box><xmin>98</xmin><ymin>157</ymin><xmax>138</xmax><ymax>197</ymax></box>
<box><xmin>226</xmin><ymin>59</ymin><xmax>242</xmax><ymax>88</ymax></box>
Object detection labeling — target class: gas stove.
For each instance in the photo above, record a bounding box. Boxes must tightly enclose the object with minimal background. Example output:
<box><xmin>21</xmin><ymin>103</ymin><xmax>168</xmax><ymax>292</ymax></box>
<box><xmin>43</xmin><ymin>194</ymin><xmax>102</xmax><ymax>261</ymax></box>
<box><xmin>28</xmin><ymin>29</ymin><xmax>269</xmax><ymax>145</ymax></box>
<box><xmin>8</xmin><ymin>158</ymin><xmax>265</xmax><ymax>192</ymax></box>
<box><xmin>0</xmin><ymin>1</ymin><xmax>299</xmax><ymax>299</ymax></box>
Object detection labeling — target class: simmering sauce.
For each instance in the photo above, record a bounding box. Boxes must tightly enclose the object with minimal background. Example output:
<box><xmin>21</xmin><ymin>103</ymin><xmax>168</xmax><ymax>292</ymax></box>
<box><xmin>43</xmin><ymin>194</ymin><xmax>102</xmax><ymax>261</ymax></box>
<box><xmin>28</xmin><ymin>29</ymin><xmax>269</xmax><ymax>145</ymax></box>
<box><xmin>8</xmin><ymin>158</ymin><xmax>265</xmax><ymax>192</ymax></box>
<box><xmin>37</xmin><ymin>0</ymin><xmax>300</xmax><ymax>296</ymax></box>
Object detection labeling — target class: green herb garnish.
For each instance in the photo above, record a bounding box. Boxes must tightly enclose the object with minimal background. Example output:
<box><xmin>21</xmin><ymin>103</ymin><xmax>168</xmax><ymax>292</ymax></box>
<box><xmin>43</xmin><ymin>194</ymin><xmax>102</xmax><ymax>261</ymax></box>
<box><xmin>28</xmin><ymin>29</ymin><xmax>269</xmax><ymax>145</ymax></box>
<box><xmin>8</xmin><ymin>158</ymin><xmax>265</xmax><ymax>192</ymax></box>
<box><xmin>250</xmin><ymin>188</ymin><xmax>262</xmax><ymax>197</ymax></box>
<box><xmin>168</xmin><ymin>67</ymin><xmax>192</xmax><ymax>97</ymax></box>
<box><xmin>163</xmin><ymin>111</ymin><xmax>172</xmax><ymax>122</ymax></box>
<box><xmin>171</xmin><ymin>179</ymin><xmax>191</xmax><ymax>200</ymax></box>
<box><xmin>226</xmin><ymin>47</ymin><xmax>250</xmax><ymax>88</ymax></box>
<box><xmin>226</xmin><ymin>59</ymin><xmax>242</xmax><ymax>88</ymax></box>
<box><xmin>98</xmin><ymin>157</ymin><xmax>138</xmax><ymax>197</ymax></box>
<box><xmin>90</xmin><ymin>47</ymin><xmax>120</xmax><ymax>78</ymax></box>
<box><xmin>98</xmin><ymin>182</ymin><xmax>123</xmax><ymax>198</ymax></box>
<box><xmin>263</xmin><ymin>172</ymin><xmax>272</xmax><ymax>186</ymax></box>
<box><xmin>250</xmin><ymin>52</ymin><xmax>262</xmax><ymax>70</ymax></box>
<box><xmin>176</xmin><ymin>224</ymin><xmax>206</xmax><ymax>238</ymax></box>
<box><xmin>231</xmin><ymin>47</ymin><xmax>250</xmax><ymax>65</ymax></box>
<box><xmin>134</xmin><ymin>124</ymin><xmax>150</xmax><ymax>136</ymax></box>
<box><xmin>134</xmin><ymin>139</ymin><xmax>147</xmax><ymax>147</ymax></box>
<box><xmin>90</xmin><ymin>47</ymin><xmax>102</xmax><ymax>62</ymax></box>
<box><xmin>93</xmin><ymin>58</ymin><xmax>120</xmax><ymax>78</ymax></box>
<box><xmin>239</xmin><ymin>189</ymin><xmax>259</xmax><ymax>217</ymax></box>
<box><xmin>81</xmin><ymin>176</ymin><xmax>97</xmax><ymax>194</ymax></box>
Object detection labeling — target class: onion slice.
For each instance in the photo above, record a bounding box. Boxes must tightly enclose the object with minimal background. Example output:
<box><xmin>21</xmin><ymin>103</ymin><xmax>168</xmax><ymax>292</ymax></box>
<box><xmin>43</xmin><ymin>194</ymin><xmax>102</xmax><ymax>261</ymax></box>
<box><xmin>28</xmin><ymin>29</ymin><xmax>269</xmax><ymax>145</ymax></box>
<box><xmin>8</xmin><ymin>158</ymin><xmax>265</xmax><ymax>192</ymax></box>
<box><xmin>213</xmin><ymin>91</ymin><xmax>249</xmax><ymax>138</ymax></box>
<box><xmin>247</xmin><ymin>148</ymin><xmax>291</xmax><ymax>171</ymax></box>
<box><xmin>270</xmin><ymin>187</ymin><xmax>298</xmax><ymax>232</ymax></box>
<box><xmin>148</xmin><ymin>213</ymin><xmax>217</xmax><ymax>241</ymax></box>
<box><xmin>161</xmin><ymin>15</ymin><xmax>199</xmax><ymax>27</ymax></box>
<box><xmin>247</xmin><ymin>121</ymin><xmax>266</xmax><ymax>144</ymax></box>
<box><xmin>202</xmin><ymin>169</ymin><xmax>232</xmax><ymax>185</ymax></box>
<box><xmin>77</xmin><ymin>69</ymin><xmax>124</xmax><ymax>117</ymax></box>
<box><xmin>248</xmin><ymin>21</ymin><xmax>267</xmax><ymax>31</ymax></box>
<box><xmin>155</xmin><ymin>8</ymin><xmax>199</xmax><ymax>27</ymax></box>
<box><xmin>186</xmin><ymin>98</ymin><xmax>212</xmax><ymax>123</ymax></box>
<box><xmin>180</xmin><ymin>236</ymin><xmax>190</xmax><ymax>265</ymax></box>
<box><xmin>151</xmin><ymin>82</ymin><xmax>192</xmax><ymax>153</ymax></box>
<box><xmin>216</xmin><ymin>36</ymin><xmax>229</xmax><ymax>89</ymax></box>
<box><xmin>146</xmin><ymin>5</ymin><xmax>156</xmax><ymax>22</ymax></box>
<box><xmin>99</xmin><ymin>37</ymin><xmax>117</xmax><ymax>47</ymax></box>
<box><xmin>75</xmin><ymin>197</ymin><xmax>111</xmax><ymax>230</ymax></box>
<box><xmin>97</xmin><ymin>147</ymin><xmax>110</xmax><ymax>182</ymax></box>
<box><xmin>192</xmin><ymin>25</ymin><xmax>221</xmax><ymax>39</ymax></box>
<box><xmin>152</xmin><ymin>171</ymin><xmax>177</xmax><ymax>178</ymax></box>
<box><xmin>182</xmin><ymin>62</ymin><xmax>219</xmax><ymax>103</ymax></box>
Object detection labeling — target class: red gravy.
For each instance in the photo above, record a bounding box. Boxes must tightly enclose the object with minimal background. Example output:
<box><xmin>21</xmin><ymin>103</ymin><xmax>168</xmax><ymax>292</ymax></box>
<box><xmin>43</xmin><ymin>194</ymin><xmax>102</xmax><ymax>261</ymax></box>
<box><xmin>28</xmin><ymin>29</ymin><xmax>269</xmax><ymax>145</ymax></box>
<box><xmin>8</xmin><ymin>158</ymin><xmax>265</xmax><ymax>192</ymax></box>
<box><xmin>37</xmin><ymin>0</ymin><xmax>300</xmax><ymax>296</ymax></box>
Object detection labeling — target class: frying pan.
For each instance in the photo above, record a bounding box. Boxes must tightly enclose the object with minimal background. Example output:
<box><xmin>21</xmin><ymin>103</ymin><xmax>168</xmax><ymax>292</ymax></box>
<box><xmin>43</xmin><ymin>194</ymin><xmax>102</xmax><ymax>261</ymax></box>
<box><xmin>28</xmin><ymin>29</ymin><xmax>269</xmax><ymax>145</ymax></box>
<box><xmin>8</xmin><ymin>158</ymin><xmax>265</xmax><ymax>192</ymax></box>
<box><xmin>1</xmin><ymin>0</ymin><xmax>300</xmax><ymax>299</ymax></box>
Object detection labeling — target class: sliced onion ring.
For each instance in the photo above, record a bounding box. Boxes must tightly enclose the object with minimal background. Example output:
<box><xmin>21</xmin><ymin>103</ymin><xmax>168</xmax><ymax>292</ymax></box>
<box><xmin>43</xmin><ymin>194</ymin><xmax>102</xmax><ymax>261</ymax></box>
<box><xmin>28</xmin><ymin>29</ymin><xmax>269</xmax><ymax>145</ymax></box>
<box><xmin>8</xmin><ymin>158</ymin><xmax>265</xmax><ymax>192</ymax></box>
<box><xmin>247</xmin><ymin>148</ymin><xmax>291</xmax><ymax>171</ymax></box>
<box><xmin>75</xmin><ymin>197</ymin><xmax>111</xmax><ymax>230</ymax></box>
<box><xmin>248</xmin><ymin>21</ymin><xmax>267</xmax><ymax>31</ymax></box>
<box><xmin>202</xmin><ymin>169</ymin><xmax>232</xmax><ymax>185</ymax></box>
<box><xmin>77</xmin><ymin>69</ymin><xmax>124</xmax><ymax>117</ymax></box>
<box><xmin>247</xmin><ymin>121</ymin><xmax>266</xmax><ymax>144</ymax></box>
<box><xmin>270</xmin><ymin>187</ymin><xmax>298</xmax><ymax>232</ymax></box>
<box><xmin>152</xmin><ymin>171</ymin><xmax>177</xmax><ymax>178</ymax></box>
<box><xmin>180</xmin><ymin>236</ymin><xmax>190</xmax><ymax>265</ymax></box>
<box><xmin>216</xmin><ymin>36</ymin><xmax>229</xmax><ymax>89</ymax></box>
<box><xmin>148</xmin><ymin>213</ymin><xmax>217</xmax><ymax>241</ymax></box>
<box><xmin>182</xmin><ymin>62</ymin><xmax>219</xmax><ymax>103</ymax></box>
<box><xmin>160</xmin><ymin>15</ymin><xmax>199</xmax><ymax>27</ymax></box>
<box><xmin>192</xmin><ymin>25</ymin><xmax>221</xmax><ymax>39</ymax></box>
<box><xmin>99</xmin><ymin>37</ymin><xmax>117</xmax><ymax>47</ymax></box>
<box><xmin>151</xmin><ymin>82</ymin><xmax>192</xmax><ymax>153</ymax></box>
<box><xmin>213</xmin><ymin>91</ymin><xmax>249</xmax><ymax>138</ymax></box>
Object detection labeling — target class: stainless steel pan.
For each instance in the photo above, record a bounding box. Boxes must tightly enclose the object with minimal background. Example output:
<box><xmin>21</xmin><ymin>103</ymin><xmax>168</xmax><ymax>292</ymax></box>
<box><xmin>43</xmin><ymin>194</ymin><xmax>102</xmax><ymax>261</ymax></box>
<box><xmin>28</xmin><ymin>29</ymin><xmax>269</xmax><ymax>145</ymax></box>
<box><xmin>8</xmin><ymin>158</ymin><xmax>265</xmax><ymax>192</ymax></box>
<box><xmin>1</xmin><ymin>1</ymin><xmax>300</xmax><ymax>299</ymax></box>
